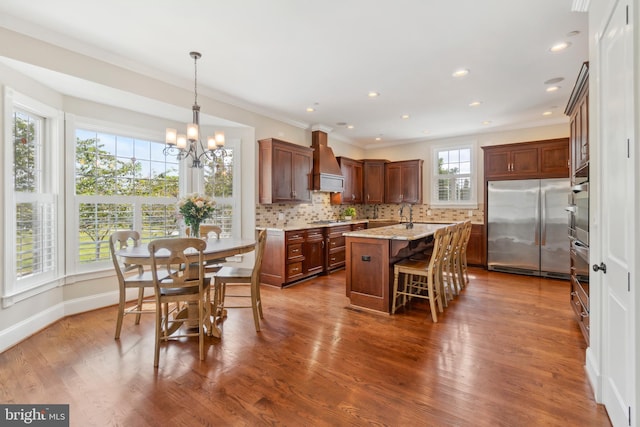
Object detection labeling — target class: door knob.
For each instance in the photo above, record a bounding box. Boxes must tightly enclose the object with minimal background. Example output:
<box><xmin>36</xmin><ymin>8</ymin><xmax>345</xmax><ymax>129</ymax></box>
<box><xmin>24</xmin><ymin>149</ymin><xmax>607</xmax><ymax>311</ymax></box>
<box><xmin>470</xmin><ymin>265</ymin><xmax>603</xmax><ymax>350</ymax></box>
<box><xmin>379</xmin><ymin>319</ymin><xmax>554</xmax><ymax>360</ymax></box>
<box><xmin>592</xmin><ymin>262</ymin><xmax>607</xmax><ymax>273</ymax></box>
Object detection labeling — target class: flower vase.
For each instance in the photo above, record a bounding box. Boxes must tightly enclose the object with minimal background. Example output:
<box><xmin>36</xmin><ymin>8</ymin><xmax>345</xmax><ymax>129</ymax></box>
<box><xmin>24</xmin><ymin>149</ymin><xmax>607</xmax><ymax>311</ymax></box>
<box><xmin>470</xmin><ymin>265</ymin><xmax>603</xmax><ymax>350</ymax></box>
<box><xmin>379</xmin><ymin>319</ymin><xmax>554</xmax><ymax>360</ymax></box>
<box><xmin>191</xmin><ymin>222</ymin><xmax>200</xmax><ymax>238</ymax></box>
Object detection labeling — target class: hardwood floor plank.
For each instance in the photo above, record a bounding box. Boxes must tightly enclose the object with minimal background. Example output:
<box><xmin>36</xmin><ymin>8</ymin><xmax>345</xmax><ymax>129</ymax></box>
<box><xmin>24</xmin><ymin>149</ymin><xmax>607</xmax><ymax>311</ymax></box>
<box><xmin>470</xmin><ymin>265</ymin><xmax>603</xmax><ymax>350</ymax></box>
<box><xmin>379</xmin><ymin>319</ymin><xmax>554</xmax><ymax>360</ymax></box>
<box><xmin>0</xmin><ymin>268</ymin><xmax>610</xmax><ymax>426</ymax></box>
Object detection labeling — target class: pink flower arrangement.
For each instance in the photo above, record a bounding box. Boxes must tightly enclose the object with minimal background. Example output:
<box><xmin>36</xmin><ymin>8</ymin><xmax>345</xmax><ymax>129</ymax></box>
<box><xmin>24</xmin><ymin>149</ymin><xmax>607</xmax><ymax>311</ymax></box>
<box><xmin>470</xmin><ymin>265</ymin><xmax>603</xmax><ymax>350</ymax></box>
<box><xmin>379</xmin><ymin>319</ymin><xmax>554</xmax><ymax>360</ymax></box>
<box><xmin>177</xmin><ymin>193</ymin><xmax>216</xmax><ymax>229</ymax></box>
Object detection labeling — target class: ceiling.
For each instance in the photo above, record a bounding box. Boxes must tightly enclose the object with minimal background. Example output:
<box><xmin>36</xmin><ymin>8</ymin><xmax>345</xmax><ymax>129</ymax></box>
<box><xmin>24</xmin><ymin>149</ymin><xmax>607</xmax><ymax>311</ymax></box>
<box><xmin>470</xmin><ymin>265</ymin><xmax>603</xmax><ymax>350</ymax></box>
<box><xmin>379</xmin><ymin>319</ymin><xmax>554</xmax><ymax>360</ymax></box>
<box><xmin>0</xmin><ymin>0</ymin><xmax>588</xmax><ymax>148</ymax></box>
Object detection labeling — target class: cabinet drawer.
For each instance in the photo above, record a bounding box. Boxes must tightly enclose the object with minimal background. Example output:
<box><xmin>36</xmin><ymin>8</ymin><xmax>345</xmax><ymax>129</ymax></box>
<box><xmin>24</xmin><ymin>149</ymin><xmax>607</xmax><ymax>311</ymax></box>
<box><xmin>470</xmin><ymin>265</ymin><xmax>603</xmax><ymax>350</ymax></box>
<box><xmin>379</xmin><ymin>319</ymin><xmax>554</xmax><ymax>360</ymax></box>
<box><xmin>286</xmin><ymin>231</ymin><xmax>305</xmax><ymax>243</ymax></box>
<box><xmin>328</xmin><ymin>225</ymin><xmax>351</xmax><ymax>236</ymax></box>
<box><xmin>287</xmin><ymin>262</ymin><xmax>303</xmax><ymax>279</ymax></box>
<box><xmin>328</xmin><ymin>250</ymin><xmax>346</xmax><ymax>268</ymax></box>
<box><xmin>571</xmin><ymin>275</ymin><xmax>589</xmax><ymax>312</ymax></box>
<box><xmin>287</xmin><ymin>243</ymin><xmax>303</xmax><ymax>259</ymax></box>
<box><xmin>306</xmin><ymin>228</ymin><xmax>324</xmax><ymax>241</ymax></box>
<box><xmin>352</xmin><ymin>223</ymin><xmax>366</xmax><ymax>231</ymax></box>
<box><xmin>329</xmin><ymin>236</ymin><xmax>345</xmax><ymax>249</ymax></box>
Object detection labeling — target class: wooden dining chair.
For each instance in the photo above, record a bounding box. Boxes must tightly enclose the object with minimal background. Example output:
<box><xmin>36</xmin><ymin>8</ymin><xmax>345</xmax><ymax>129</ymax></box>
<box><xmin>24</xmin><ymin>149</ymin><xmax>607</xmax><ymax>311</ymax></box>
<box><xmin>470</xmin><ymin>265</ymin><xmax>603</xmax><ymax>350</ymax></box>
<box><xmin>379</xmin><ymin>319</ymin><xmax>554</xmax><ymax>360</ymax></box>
<box><xmin>148</xmin><ymin>237</ymin><xmax>211</xmax><ymax>367</ymax></box>
<box><xmin>457</xmin><ymin>220</ymin><xmax>472</xmax><ymax>290</ymax></box>
<box><xmin>186</xmin><ymin>224</ymin><xmax>225</xmax><ymax>273</ymax></box>
<box><xmin>109</xmin><ymin>230</ymin><xmax>156</xmax><ymax>340</ymax></box>
<box><xmin>442</xmin><ymin>222</ymin><xmax>463</xmax><ymax>300</ymax></box>
<box><xmin>391</xmin><ymin>226</ymin><xmax>447</xmax><ymax>322</ymax></box>
<box><xmin>186</xmin><ymin>224</ymin><xmax>222</xmax><ymax>239</ymax></box>
<box><xmin>213</xmin><ymin>229</ymin><xmax>267</xmax><ymax>332</ymax></box>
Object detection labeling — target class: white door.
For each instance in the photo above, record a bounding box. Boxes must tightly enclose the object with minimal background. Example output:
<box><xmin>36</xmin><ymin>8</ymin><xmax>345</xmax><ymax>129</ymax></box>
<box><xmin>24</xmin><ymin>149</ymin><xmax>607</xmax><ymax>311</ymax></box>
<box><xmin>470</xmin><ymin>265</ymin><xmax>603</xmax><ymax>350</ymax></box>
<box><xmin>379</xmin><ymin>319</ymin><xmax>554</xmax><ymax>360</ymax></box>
<box><xmin>599</xmin><ymin>2</ymin><xmax>635</xmax><ymax>426</ymax></box>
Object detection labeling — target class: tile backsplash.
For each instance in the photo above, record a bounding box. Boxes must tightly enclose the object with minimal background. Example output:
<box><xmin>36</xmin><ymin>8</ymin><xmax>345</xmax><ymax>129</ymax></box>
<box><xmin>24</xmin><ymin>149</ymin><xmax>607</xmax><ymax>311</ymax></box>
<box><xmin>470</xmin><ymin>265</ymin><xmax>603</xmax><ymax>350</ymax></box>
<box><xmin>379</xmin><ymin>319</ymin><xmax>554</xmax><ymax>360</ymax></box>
<box><xmin>256</xmin><ymin>192</ymin><xmax>484</xmax><ymax>227</ymax></box>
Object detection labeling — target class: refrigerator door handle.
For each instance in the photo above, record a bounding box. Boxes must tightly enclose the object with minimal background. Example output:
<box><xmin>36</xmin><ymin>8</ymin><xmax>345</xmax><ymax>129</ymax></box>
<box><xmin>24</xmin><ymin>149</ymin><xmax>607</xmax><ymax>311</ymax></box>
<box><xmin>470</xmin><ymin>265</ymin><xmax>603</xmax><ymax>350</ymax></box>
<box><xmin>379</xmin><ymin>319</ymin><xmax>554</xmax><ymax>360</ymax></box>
<box><xmin>541</xmin><ymin>188</ymin><xmax>547</xmax><ymax>246</ymax></box>
<box><xmin>534</xmin><ymin>188</ymin><xmax>540</xmax><ymax>246</ymax></box>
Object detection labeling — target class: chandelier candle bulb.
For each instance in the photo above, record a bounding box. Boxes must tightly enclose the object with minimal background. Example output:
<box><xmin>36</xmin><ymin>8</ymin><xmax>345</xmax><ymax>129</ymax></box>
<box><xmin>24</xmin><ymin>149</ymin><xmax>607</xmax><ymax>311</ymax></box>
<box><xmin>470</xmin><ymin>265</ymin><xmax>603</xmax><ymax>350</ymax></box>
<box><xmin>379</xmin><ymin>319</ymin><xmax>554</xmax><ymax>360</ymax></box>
<box><xmin>207</xmin><ymin>136</ymin><xmax>217</xmax><ymax>150</ymax></box>
<box><xmin>176</xmin><ymin>134</ymin><xmax>188</xmax><ymax>149</ymax></box>
<box><xmin>166</xmin><ymin>128</ymin><xmax>177</xmax><ymax>145</ymax></box>
<box><xmin>215</xmin><ymin>132</ymin><xmax>225</xmax><ymax>146</ymax></box>
<box><xmin>187</xmin><ymin>123</ymin><xmax>199</xmax><ymax>140</ymax></box>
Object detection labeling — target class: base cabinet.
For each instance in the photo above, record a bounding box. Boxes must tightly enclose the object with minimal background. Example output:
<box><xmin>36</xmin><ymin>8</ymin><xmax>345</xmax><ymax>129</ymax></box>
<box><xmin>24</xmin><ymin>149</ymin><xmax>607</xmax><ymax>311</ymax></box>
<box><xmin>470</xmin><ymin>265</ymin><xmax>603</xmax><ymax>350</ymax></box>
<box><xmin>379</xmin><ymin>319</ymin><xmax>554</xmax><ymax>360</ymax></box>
<box><xmin>346</xmin><ymin>233</ymin><xmax>433</xmax><ymax>313</ymax></box>
<box><xmin>261</xmin><ymin>223</ymin><xmax>368</xmax><ymax>287</ymax></box>
<box><xmin>326</xmin><ymin>225</ymin><xmax>351</xmax><ymax>271</ymax></box>
<box><xmin>346</xmin><ymin>237</ymin><xmax>390</xmax><ymax>312</ymax></box>
<box><xmin>467</xmin><ymin>224</ymin><xmax>486</xmax><ymax>266</ymax></box>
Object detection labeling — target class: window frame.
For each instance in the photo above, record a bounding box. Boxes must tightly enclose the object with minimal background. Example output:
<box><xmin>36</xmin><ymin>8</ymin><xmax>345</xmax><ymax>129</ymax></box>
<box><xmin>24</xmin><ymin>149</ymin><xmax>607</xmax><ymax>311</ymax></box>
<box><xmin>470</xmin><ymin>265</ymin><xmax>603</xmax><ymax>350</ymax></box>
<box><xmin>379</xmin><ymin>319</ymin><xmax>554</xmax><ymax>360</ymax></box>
<box><xmin>201</xmin><ymin>138</ymin><xmax>241</xmax><ymax>239</ymax></box>
<box><xmin>430</xmin><ymin>141</ymin><xmax>478</xmax><ymax>208</ymax></box>
<box><xmin>66</xmin><ymin>115</ymin><xmax>183</xmax><ymax>274</ymax></box>
<box><xmin>3</xmin><ymin>87</ymin><xmax>64</xmax><ymax>307</ymax></box>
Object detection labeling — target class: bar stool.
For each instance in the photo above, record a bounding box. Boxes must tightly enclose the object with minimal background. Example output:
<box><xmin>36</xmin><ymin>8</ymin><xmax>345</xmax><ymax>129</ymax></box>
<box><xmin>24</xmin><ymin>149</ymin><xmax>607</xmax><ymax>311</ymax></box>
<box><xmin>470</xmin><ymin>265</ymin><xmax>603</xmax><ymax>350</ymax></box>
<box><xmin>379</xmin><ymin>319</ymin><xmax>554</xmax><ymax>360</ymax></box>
<box><xmin>391</xmin><ymin>226</ymin><xmax>447</xmax><ymax>322</ymax></box>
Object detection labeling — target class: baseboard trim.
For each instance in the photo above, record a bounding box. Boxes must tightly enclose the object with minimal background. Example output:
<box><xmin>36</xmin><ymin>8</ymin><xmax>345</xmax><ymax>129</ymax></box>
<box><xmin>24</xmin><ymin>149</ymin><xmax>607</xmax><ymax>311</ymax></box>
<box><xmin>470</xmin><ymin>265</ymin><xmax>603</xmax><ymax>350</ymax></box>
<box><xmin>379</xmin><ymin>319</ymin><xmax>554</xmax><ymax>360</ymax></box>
<box><xmin>585</xmin><ymin>346</ymin><xmax>602</xmax><ymax>403</ymax></box>
<box><xmin>0</xmin><ymin>289</ymin><xmax>123</xmax><ymax>354</ymax></box>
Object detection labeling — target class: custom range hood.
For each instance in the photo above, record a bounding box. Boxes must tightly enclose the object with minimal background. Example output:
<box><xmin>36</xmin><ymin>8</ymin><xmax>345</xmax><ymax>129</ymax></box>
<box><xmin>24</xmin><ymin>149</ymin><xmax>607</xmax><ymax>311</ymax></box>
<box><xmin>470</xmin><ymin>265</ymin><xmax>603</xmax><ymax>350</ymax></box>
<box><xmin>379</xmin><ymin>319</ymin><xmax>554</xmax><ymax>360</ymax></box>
<box><xmin>311</xmin><ymin>128</ymin><xmax>344</xmax><ymax>192</ymax></box>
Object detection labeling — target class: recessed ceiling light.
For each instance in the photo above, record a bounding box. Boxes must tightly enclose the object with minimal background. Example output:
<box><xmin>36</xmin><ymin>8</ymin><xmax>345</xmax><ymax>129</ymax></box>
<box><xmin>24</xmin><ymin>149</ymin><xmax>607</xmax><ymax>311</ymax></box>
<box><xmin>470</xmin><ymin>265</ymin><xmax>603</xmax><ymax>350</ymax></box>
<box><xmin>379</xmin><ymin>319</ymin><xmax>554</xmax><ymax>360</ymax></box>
<box><xmin>306</xmin><ymin>107</ymin><xmax>315</xmax><ymax>112</ymax></box>
<box><xmin>550</xmin><ymin>42</ymin><xmax>571</xmax><ymax>53</ymax></box>
<box><xmin>469</xmin><ymin>101</ymin><xmax>482</xmax><ymax>107</ymax></box>
<box><xmin>401</xmin><ymin>114</ymin><xmax>410</xmax><ymax>119</ymax></box>
<box><xmin>543</xmin><ymin>111</ymin><xmax>553</xmax><ymax>116</ymax></box>
<box><xmin>546</xmin><ymin>86</ymin><xmax>561</xmax><ymax>92</ymax></box>
<box><xmin>452</xmin><ymin>68</ymin><xmax>470</xmax><ymax>78</ymax></box>
<box><xmin>482</xmin><ymin>120</ymin><xmax>492</xmax><ymax>125</ymax></box>
<box><xmin>347</xmin><ymin>125</ymin><xmax>354</xmax><ymax>129</ymax></box>
<box><xmin>375</xmin><ymin>136</ymin><xmax>382</xmax><ymax>141</ymax></box>
<box><xmin>368</xmin><ymin>91</ymin><xmax>380</xmax><ymax>98</ymax></box>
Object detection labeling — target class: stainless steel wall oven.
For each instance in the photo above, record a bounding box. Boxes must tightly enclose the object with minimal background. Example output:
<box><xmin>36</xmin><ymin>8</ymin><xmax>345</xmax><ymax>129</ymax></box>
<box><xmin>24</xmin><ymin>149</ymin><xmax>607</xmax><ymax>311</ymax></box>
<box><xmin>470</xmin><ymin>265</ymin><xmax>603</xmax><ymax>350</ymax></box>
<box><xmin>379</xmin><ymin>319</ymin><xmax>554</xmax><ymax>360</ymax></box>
<box><xmin>567</xmin><ymin>177</ymin><xmax>589</xmax><ymax>343</ymax></box>
<box><xmin>568</xmin><ymin>180</ymin><xmax>589</xmax><ymax>246</ymax></box>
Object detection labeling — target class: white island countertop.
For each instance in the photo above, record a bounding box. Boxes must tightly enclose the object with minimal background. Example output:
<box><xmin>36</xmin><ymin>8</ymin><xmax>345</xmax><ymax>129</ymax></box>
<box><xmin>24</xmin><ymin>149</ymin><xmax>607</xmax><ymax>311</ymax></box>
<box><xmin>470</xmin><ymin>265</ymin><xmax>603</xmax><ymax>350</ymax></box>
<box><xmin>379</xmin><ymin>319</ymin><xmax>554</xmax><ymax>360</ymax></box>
<box><xmin>343</xmin><ymin>222</ymin><xmax>450</xmax><ymax>241</ymax></box>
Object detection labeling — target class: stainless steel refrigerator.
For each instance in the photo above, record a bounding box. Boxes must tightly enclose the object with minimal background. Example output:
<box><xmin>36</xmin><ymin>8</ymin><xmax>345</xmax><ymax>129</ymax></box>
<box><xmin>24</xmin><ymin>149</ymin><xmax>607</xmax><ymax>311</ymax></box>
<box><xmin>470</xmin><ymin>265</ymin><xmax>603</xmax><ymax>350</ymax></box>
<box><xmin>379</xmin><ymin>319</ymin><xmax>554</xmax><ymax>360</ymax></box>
<box><xmin>487</xmin><ymin>178</ymin><xmax>570</xmax><ymax>278</ymax></box>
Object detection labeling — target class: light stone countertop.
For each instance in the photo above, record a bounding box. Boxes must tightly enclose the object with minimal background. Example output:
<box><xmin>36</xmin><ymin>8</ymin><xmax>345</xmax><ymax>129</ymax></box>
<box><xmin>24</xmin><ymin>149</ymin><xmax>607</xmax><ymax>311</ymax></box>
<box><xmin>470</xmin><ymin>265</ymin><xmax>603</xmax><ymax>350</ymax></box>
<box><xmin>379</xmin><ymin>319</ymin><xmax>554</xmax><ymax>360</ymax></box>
<box><xmin>257</xmin><ymin>219</ymin><xmax>368</xmax><ymax>232</ymax></box>
<box><xmin>256</xmin><ymin>219</ymin><xmax>480</xmax><ymax>233</ymax></box>
<box><xmin>343</xmin><ymin>222</ymin><xmax>451</xmax><ymax>241</ymax></box>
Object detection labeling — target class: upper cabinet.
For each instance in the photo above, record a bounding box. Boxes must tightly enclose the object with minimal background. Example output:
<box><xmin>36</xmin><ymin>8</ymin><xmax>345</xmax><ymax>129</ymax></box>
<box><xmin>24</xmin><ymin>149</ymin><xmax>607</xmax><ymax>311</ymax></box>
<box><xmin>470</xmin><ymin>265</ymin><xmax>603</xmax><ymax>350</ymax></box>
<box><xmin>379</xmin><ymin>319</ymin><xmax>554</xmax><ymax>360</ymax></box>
<box><xmin>258</xmin><ymin>138</ymin><xmax>313</xmax><ymax>204</ymax></box>
<box><xmin>384</xmin><ymin>159</ymin><xmax>424</xmax><ymax>204</ymax></box>
<box><xmin>482</xmin><ymin>138</ymin><xmax>569</xmax><ymax>180</ymax></box>
<box><xmin>565</xmin><ymin>62</ymin><xmax>589</xmax><ymax>180</ymax></box>
<box><xmin>331</xmin><ymin>157</ymin><xmax>363</xmax><ymax>205</ymax></box>
<box><xmin>363</xmin><ymin>159</ymin><xmax>387</xmax><ymax>204</ymax></box>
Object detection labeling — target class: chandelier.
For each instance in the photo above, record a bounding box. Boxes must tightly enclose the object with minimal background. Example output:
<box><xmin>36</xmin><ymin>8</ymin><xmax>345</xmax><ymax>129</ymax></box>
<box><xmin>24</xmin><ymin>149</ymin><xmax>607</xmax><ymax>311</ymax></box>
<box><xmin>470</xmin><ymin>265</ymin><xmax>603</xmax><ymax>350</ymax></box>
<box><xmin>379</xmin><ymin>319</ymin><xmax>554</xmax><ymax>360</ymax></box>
<box><xmin>164</xmin><ymin>51</ymin><xmax>226</xmax><ymax>168</ymax></box>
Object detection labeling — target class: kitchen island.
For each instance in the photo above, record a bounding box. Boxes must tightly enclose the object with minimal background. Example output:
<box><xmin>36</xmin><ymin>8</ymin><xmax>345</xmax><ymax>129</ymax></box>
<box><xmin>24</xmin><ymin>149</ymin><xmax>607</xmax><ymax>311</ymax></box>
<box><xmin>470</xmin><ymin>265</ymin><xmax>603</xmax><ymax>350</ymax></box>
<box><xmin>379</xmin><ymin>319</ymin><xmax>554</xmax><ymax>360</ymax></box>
<box><xmin>343</xmin><ymin>223</ymin><xmax>449</xmax><ymax>313</ymax></box>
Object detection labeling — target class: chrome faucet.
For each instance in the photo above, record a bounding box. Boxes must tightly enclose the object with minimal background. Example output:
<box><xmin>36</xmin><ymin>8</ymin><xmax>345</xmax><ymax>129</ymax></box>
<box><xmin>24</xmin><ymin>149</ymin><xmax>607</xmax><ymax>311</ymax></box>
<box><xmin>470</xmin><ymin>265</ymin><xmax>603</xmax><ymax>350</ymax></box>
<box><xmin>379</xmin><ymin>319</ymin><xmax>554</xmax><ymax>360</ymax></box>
<box><xmin>399</xmin><ymin>203</ymin><xmax>413</xmax><ymax>228</ymax></box>
<box><xmin>406</xmin><ymin>204</ymin><xmax>414</xmax><ymax>229</ymax></box>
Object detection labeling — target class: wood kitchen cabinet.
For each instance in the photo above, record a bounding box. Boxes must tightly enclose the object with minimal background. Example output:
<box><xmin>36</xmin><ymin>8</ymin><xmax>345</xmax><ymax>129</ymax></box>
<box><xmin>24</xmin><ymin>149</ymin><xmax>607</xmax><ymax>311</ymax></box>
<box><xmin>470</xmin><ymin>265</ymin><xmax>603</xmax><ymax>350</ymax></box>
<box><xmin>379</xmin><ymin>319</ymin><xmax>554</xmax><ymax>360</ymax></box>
<box><xmin>466</xmin><ymin>224</ymin><xmax>486</xmax><ymax>266</ymax></box>
<box><xmin>326</xmin><ymin>224</ymin><xmax>351</xmax><ymax>271</ymax></box>
<box><xmin>384</xmin><ymin>159</ymin><xmax>424</xmax><ymax>204</ymax></box>
<box><xmin>258</xmin><ymin>138</ymin><xmax>313</xmax><ymax>204</ymax></box>
<box><xmin>331</xmin><ymin>157</ymin><xmax>363</xmax><ymax>205</ymax></box>
<box><xmin>363</xmin><ymin>159</ymin><xmax>387</xmax><ymax>204</ymax></box>
<box><xmin>482</xmin><ymin>138</ymin><xmax>569</xmax><ymax>180</ymax></box>
<box><xmin>261</xmin><ymin>228</ymin><xmax>323</xmax><ymax>287</ymax></box>
<box><xmin>326</xmin><ymin>223</ymin><xmax>367</xmax><ymax>272</ymax></box>
<box><xmin>303</xmin><ymin>228</ymin><xmax>325</xmax><ymax>277</ymax></box>
<box><xmin>261</xmin><ymin>223</ymin><xmax>368</xmax><ymax>287</ymax></box>
<box><xmin>565</xmin><ymin>61</ymin><xmax>589</xmax><ymax>180</ymax></box>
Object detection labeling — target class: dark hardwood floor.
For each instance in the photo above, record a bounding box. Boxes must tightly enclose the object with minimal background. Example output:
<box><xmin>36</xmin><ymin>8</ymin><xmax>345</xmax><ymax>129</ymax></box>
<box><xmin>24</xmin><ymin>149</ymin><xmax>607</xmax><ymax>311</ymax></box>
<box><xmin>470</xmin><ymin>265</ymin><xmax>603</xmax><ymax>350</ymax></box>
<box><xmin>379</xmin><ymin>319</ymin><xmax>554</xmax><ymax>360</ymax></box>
<box><xmin>0</xmin><ymin>268</ymin><xmax>610</xmax><ymax>426</ymax></box>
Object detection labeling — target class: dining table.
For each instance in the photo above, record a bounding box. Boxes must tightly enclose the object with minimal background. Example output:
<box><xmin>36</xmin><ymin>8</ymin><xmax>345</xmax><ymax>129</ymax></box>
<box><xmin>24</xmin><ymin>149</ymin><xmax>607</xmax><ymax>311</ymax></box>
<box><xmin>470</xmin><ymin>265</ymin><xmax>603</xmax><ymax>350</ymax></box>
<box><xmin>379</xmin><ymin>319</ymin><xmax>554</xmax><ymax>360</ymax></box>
<box><xmin>116</xmin><ymin>237</ymin><xmax>256</xmax><ymax>338</ymax></box>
